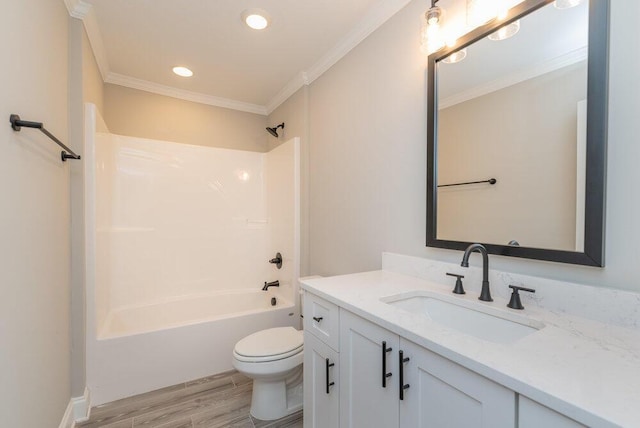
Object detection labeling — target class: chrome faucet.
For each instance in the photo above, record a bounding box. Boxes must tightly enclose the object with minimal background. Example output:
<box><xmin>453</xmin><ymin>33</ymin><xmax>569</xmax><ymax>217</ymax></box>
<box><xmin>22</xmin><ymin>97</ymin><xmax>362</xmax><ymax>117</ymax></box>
<box><xmin>461</xmin><ymin>243</ymin><xmax>493</xmax><ymax>302</ymax></box>
<box><xmin>262</xmin><ymin>280</ymin><xmax>280</xmax><ymax>291</ymax></box>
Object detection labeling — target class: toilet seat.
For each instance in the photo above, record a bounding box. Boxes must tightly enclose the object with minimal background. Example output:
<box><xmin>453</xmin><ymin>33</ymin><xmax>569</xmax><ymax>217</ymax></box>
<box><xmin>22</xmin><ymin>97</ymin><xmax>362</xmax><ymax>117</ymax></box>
<box><xmin>233</xmin><ymin>327</ymin><xmax>303</xmax><ymax>363</ymax></box>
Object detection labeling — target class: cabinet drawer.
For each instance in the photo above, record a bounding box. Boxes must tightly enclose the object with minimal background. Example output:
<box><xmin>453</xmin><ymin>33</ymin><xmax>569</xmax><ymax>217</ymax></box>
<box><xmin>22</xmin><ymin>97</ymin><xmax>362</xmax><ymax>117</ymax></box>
<box><xmin>304</xmin><ymin>293</ymin><xmax>340</xmax><ymax>351</ymax></box>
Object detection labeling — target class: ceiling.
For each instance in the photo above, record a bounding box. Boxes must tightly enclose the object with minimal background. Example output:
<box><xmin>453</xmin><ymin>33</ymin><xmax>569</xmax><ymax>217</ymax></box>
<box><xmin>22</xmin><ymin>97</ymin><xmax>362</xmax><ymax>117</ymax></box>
<box><xmin>83</xmin><ymin>0</ymin><xmax>409</xmax><ymax>114</ymax></box>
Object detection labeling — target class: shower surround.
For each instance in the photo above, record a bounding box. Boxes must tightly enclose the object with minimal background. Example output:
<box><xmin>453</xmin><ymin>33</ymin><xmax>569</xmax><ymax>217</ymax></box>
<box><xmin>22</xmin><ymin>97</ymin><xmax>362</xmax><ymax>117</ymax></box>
<box><xmin>84</xmin><ymin>104</ymin><xmax>300</xmax><ymax>404</ymax></box>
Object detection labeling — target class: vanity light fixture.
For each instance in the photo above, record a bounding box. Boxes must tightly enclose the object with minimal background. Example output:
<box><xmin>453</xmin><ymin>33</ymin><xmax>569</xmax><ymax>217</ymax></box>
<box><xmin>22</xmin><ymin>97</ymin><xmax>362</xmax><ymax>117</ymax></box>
<box><xmin>242</xmin><ymin>9</ymin><xmax>271</xmax><ymax>30</ymax></box>
<box><xmin>554</xmin><ymin>0</ymin><xmax>584</xmax><ymax>9</ymax></box>
<box><xmin>488</xmin><ymin>19</ymin><xmax>520</xmax><ymax>41</ymax></box>
<box><xmin>442</xmin><ymin>48</ymin><xmax>467</xmax><ymax>64</ymax></box>
<box><xmin>421</xmin><ymin>0</ymin><xmax>444</xmax><ymax>54</ymax></box>
<box><xmin>172</xmin><ymin>66</ymin><xmax>193</xmax><ymax>77</ymax></box>
<box><xmin>467</xmin><ymin>0</ymin><xmax>498</xmax><ymax>28</ymax></box>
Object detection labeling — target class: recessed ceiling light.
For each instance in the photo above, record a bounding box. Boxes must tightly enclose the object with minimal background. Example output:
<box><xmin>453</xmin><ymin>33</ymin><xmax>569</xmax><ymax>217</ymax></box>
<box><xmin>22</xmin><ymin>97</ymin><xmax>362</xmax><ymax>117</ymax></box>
<box><xmin>172</xmin><ymin>66</ymin><xmax>193</xmax><ymax>77</ymax></box>
<box><xmin>242</xmin><ymin>9</ymin><xmax>271</xmax><ymax>30</ymax></box>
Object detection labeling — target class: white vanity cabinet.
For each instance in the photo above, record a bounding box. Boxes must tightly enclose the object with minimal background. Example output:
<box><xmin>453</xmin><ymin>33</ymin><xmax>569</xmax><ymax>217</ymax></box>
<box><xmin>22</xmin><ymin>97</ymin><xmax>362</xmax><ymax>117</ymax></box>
<box><xmin>303</xmin><ymin>292</ymin><xmax>341</xmax><ymax>428</ymax></box>
<box><xmin>339</xmin><ymin>310</ymin><xmax>400</xmax><ymax>428</ymax></box>
<box><xmin>338</xmin><ymin>309</ymin><xmax>515</xmax><ymax>428</ymax></box>
<box><xmin>303</xmin><ymin>331</ymin><xmax>340</xmax><ymax>428</ymax></box>
<box><xmin>399</xmin><ymin>338</ymin><xmax>515</xmax><ymax>428</ymax></box>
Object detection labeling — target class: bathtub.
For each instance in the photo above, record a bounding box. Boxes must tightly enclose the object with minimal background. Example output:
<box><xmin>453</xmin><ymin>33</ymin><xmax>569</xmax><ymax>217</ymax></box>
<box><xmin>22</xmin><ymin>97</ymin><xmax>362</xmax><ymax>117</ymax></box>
<box><xmin>88</xmin><ymin>290</ymin><xmax>299</xmax><ymax>405</ymax></box>
<box><xmin>99</xmin><ymin>289</ymin><xmax>293</xmax><ymax>339</ymax></box>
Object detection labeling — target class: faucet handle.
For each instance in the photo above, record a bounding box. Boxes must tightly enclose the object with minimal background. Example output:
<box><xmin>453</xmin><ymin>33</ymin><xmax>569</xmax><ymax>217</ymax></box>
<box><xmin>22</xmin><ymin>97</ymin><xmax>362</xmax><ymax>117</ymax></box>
<box><xmin>507</xmin><ymin>285</ymin><xmax>535</xmax><ymax>310</ymax></box>
<box><xmin>269</xmin><ymin>252</ymin><xmax>283</xmax><ymax>269</ymax></box>
<box><xmin>446</xmin><ymin>272</ymin><xmax>465</xmax><ymax>295</ymax></box>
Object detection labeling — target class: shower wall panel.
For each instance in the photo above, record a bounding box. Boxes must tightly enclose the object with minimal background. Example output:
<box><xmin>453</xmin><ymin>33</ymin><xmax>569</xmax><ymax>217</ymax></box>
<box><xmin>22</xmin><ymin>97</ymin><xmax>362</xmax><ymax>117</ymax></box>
<box><xmin>95</xmin><ymin>134</ymin><xmax>271</xmax><ymax>313</ymax></box>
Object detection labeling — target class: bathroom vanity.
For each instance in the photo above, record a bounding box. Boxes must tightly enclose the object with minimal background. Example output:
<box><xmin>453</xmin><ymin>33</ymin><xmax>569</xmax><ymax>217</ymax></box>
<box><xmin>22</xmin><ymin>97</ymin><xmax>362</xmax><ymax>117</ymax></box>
<box><xmin>301</xmin><ymin>254</ymin><xmax>640</xmax><ymax>428</ymax></box>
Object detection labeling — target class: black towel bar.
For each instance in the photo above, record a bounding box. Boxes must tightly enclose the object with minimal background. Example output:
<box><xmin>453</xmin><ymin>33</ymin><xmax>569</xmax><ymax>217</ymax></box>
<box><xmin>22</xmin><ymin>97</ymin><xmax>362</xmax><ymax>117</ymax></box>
<box><xmin>437</xmin><ymin>178</ymin><xmax>496</xmax><ymax>188</ymax></box>
<box><xmin>10</xmin><ymin>114</ymin><xmax>81</xmax><ymax>162</ymax></box>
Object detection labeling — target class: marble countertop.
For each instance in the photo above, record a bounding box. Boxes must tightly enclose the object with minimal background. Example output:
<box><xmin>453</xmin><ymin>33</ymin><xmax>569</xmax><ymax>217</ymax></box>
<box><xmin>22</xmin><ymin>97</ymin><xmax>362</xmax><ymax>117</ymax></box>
<box><xmin>300</xmin><ymin>269</ymin><xmax>640</xmax><ymax>428</ymax></box>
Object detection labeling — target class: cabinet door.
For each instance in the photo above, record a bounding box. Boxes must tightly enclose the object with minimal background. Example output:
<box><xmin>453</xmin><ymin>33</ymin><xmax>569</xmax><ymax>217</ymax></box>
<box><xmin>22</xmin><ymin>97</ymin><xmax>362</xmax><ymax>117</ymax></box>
<box><xmin>339</xmin><ymin>310</ymin><xmax>400</xmax><ymax>428</ymax></box>
<box><xmin>399</xmin><ymin>338</ymin><xmax>516</xmax><ymax>428</ymax></box>
<box><xmin>304</xmin><ymin>331</ymin><xmax>340</xmax><ymax>428</ymax></box>
<box><xmin>519</xmin><ymin>396</ymin><xmax>586</xmax><ymax>428</ymax></box>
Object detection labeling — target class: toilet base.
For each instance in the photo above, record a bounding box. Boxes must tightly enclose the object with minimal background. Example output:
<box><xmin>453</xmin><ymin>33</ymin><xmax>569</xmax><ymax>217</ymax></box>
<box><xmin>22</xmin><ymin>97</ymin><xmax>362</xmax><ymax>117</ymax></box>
<box><xmin>249</xmin><ymin>366</ymin><xmax>303</xmax><ymax>421</ymax></box>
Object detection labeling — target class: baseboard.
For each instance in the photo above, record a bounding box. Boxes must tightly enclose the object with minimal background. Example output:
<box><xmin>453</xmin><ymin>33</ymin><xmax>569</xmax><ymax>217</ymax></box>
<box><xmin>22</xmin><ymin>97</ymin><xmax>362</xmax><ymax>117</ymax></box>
<box><xmin>58</xmin><ymin>400</ymin><xmax>74</xmax><ymax>428</ymax></box>
<box><xmin>72</xmin><ymin>387</ymin><xmax>91</xmax><ymax>423</ymax></box>
<box><xmin>59</xmin><ymin>387</ymin><xmax>91</xmax><ymax>428</ymax></box>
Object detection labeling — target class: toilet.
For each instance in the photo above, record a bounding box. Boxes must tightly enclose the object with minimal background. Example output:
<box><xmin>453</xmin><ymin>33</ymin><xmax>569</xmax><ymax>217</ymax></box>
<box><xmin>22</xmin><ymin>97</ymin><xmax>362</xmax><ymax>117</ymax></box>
<box><xmin>232</xmin><ymin>326</ymin><xmax>304</xmax><ymax>421</ymax></box>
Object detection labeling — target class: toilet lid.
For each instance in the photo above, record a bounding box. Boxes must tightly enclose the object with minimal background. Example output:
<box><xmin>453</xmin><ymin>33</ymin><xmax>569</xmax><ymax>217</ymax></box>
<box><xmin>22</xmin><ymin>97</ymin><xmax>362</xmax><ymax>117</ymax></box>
<box><xmin>235</xmin><ymin>327</ymin><xmax>303</xmax><ymax>358</ymax></box>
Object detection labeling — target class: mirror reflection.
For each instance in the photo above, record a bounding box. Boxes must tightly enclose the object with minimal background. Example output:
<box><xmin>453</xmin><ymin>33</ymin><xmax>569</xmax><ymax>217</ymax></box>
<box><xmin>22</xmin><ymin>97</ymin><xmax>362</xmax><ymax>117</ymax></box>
<box><xmin>435</xmin><ymin>1</ymin><xmax>589</xmax><ymax>252</ymax></box>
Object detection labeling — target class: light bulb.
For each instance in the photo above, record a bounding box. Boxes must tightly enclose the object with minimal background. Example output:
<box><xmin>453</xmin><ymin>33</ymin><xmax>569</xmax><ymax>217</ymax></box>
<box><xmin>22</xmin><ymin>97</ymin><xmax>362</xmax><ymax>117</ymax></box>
<box><xmin>467</xmin><ymin>0</ymin><xmax>498</xmax><ymax>27</ymax></box>
<box><xmin>442</xmin><ymin>49</ymin><xmax>467</xmax><ymax>64</ymax></box>
<box><xmin>488</xmin><ymin>19</ymin><xmax>520</xmax><ymax>41</ymax></box>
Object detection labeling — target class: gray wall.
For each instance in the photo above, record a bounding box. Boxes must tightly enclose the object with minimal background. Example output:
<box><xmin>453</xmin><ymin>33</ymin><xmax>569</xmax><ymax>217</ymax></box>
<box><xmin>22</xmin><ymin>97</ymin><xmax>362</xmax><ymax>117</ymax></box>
<box><xmin>437</xmin><ymin>63</ymin><xmax>586</xmax><ymax>251</ymax></box>
<box><xmin>0</xmin><ymin>0</ymin><xmax>72</xmax><ymax>426</ymax></box>
<box><xmin>104</xmin><ymin>84</ymin><xmax>268</xmax><ymax>152</ymax></box>
<box><xmin>273</xmin><ymin>0</ymin><xmax>640</xmax><ymax>293</ymax></box>
<box><xmin>69</xmin><ymin>20</ymin><xmax>105</xmax><ymax>400</ymax></box>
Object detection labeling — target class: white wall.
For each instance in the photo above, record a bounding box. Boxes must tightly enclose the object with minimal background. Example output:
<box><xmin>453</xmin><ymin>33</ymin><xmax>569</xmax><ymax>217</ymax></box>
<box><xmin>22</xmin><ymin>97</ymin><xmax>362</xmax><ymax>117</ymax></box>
<box><xmin>290</xmin><ymin>0</ymin><xmax>640</xmax><ymax>293</ymax></box>
<box><xmin>0</xmin><ymin>0</ymin><xmax>72</xmax><ymax>426</ymax></box>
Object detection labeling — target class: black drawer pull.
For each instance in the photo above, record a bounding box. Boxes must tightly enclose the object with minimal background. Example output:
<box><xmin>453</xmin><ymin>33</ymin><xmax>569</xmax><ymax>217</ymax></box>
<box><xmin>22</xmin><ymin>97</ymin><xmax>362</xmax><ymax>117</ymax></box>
<box><xmin>326</xmin><ymin>358</ymin><xmax>335</xmax><ymax>394</ymax></box>
<box><xmin>313</xmin><ymin>316</ymin><xmax>324</xmax><ymax>323</ymax></box>
<box><xmin>399</xmin><ymin>350</ymin><xmax>410</xmax><ymax>400</ymax></box>
<box><xmin>382</xmin><ymin>340</ymin><xmax>393</xmax><ymax>387</ymax></box>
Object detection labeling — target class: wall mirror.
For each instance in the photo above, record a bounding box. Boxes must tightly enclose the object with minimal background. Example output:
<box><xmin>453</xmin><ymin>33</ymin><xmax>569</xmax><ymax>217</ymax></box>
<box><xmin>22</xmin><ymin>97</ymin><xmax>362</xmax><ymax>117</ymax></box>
<box><xmin>426</xmin><ymin>0</ymin><xmax>609</xmax><ymax>266</ymax></box>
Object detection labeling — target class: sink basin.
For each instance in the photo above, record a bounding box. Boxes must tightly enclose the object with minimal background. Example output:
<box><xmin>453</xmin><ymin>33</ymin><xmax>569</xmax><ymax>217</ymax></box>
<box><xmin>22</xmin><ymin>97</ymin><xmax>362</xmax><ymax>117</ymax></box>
<box><xmin>382</xmin><ymin>292</ymin><xmax>544</xmax><ymax>344</ymax></box>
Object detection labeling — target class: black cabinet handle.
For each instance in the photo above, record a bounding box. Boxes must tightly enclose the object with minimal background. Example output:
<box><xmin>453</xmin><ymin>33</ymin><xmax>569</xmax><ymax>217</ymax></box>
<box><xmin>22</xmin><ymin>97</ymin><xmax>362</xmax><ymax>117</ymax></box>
<box><xmin>313</xmin><ymin>316</ymin><xmax>323</xmax><ymax>323</ymax></box>
<box><xmin>399</xmin><ymin>350</ymin><xmax>410</xmax><ymax>400</ymax></box>
<box><xmin>325</xmin><ymin>358</ymin><xmax>335</xmax><ymax>394</ymax></box>
<box><xmin>382</xmin><ymin>341</ymin><xmax>393</xmax><ymax>387</ymax></box>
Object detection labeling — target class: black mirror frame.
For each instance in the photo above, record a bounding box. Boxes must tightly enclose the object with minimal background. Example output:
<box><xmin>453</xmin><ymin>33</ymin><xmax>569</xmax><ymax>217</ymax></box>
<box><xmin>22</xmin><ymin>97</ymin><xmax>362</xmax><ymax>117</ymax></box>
<box><xmin>426</xmin><ymin>0</ymin><xmax>609</xmax><ymax>267</ymax></box>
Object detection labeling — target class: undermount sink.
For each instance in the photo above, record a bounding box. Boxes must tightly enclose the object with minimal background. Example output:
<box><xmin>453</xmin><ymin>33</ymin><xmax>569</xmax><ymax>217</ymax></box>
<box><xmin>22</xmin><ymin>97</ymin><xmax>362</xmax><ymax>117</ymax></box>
<box><xmin>382</xmin><ymin>292</ymin><xmax>544</xmax><ymax>344</ymax></box>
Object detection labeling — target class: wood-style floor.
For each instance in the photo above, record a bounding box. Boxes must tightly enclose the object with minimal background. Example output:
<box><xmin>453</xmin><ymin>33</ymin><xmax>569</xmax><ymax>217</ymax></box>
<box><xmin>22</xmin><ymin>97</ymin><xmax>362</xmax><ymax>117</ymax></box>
<box><xmin>77</xmin><ymin>371</ymin><xmax>303</xmax><ymax>428</ymax></box>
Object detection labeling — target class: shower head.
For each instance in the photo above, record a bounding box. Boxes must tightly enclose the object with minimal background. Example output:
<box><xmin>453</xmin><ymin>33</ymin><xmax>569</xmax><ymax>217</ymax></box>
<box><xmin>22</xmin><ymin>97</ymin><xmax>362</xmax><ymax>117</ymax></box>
<box><xmin>266</xmin><ymin>122</ymin><xmax>285</xmax><ymax>138</ymax></box>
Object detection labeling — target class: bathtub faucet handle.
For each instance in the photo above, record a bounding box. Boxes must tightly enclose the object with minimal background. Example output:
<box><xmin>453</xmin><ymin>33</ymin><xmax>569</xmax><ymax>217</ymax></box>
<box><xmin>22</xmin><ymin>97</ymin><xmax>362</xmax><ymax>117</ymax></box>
<box><xmin>262</xmin><ymin>280</ymin><xmax>280</xmax><ymax>291</ymax></box>
<box><xmin>269</xmin><ymin>252</ymin><xmax>283</xmax><ymax>269</ymax></box>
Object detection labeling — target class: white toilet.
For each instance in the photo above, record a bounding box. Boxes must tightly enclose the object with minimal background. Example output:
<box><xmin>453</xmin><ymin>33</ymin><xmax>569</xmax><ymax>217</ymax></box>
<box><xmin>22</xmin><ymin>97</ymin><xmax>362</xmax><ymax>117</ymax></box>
<box><xmin>232</xmin><ymin>326</ymin><xmax>304</xmax><ymax>421</ymax></box>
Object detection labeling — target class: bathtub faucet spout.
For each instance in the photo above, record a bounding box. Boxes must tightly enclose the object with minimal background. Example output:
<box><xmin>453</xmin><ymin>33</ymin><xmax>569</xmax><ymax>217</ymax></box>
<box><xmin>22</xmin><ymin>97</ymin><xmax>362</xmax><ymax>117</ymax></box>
<box><xmin>262</xmin><ymin>280</ymin><xmax>280</xmax><ymax>291</ymax></box>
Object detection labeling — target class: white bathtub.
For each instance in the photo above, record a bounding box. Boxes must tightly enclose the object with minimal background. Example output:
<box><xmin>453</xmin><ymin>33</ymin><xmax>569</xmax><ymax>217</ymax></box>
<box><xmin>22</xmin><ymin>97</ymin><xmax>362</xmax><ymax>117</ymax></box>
<box><xmin>99</xmin><ymin>289</ymin><xmax>292</xmax><ymax>339</ymax></box>
<box><xmin>88</xmin><ymin>290</ymin><xmax>299</xmax><ymax>405</ymax></box>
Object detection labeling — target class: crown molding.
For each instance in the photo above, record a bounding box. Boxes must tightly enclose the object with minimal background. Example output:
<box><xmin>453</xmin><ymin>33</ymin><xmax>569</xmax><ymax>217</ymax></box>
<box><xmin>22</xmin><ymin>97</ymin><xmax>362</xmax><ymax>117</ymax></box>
<box><xmin>105</xmin><ymin>72</ymin><xmax>268</xmax><ymax>116</ymax></box>
<box><xmin>266</xmin><ymin>0</ymin><xmax>412</xmax><ymax>113</ymax></box>
<box><xmin>64</xmin><ymin>0</ymin><xmax>91</xmax><ymax>19</ymax></box>
<box><xmin>439</xmin><ymin>46</ymin><xmax>588</xmax><ymax>109</ymax></box>
<box><xmin>68</xmin><ymin>0</ymin><xmax>411</xmax><ymax>116</ymax></box>
<box><xmin>266</xmin><ymin>72</ymin><xmax>308</xmax><ymax>115</ymax></box>
<box><xmin>82</xmin><ymin>7</ymin><xmax>110</xmax><ymax>81</ymax></box>
<box><xmin>305</xmin><ymin>0</ymin><xmax>412</xmax><ymax>84</ymax></box>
